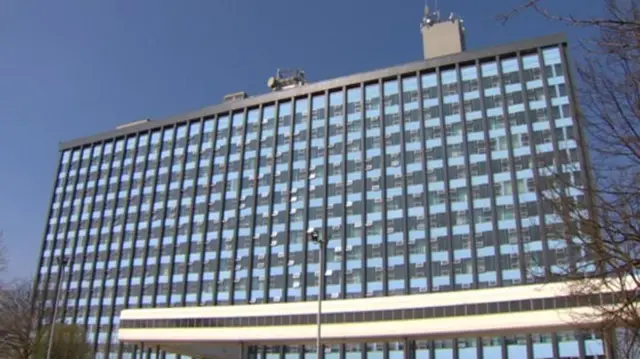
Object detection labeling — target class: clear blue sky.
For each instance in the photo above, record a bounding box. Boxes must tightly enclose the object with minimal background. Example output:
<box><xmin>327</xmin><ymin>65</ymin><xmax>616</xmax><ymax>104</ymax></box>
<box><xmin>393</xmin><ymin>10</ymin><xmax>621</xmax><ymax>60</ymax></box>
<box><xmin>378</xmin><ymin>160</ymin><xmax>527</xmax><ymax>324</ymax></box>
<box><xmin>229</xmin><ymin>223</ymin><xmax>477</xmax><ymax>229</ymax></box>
<box><xmin>0</xmin><ymin>0</ymin><xmax>601</xmax><ymax>280</ymax></box>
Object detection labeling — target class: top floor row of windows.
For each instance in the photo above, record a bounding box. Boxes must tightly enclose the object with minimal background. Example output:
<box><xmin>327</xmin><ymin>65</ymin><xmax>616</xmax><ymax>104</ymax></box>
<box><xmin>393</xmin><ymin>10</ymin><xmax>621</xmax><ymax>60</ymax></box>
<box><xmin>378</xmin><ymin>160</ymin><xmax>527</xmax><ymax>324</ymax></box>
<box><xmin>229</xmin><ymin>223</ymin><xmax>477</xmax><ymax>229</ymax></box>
<box><xmin>59</xmin><ymin>46</ymin><xmax>567</xmax><ymax>166</ymax></box>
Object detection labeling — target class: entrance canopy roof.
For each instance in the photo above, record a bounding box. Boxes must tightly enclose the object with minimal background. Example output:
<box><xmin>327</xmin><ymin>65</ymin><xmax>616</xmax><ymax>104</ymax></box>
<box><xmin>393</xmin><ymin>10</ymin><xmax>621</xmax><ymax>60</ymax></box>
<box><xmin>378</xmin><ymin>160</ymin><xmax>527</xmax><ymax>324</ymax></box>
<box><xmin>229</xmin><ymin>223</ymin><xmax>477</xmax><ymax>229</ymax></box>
<box><xmin>118</xmin><ymin>279</ymin><xmax>620</xmax><ymax>358</ymax></box>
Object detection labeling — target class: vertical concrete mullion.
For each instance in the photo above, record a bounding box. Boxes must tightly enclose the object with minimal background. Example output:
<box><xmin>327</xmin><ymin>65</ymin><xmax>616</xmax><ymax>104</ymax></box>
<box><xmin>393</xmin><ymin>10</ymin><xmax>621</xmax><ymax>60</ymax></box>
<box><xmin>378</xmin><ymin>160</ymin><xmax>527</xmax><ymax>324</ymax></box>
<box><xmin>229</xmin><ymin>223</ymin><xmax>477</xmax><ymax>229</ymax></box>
<box><xmin>283</xmin><ymin>97</ymin><xmax>298</xmax><ymax>307</ymax></box>
<box><xmin>337</xmin><ymin>87</ymin><xmax>349</xmax><ymax>359</ymax></box>
<box><xmin>558</xmin><ymin>44</ymin><xmax>598</xmax><ymax>269</ymax></box>
<box><xmin>166</xmin><ymin>123</ymin><xmax>192</xmax><ymax>309</ymax></box>
<box><xmin>195</xmin><ymin>116</ymin><xmax>218</xmax><ymax>305</ymax></box>
<box><xmin>180</xmin><ymin>117</ymin><xmax>205</xmax><ymax>307</ymax></box>
<box><xmin>67</xmin><ymin>146</ymin><xmax>94</xmax><ymax>325</ymax></box>
<box><xmin>456</xmin><ymin>63</ymin><xmax>480</xmax><ymax>290</ymax></box>
<box><xmin>523</xmin><ymin>50</ymin><xmax>562</xmax><ymax>280</ymax></box>
<box><xmin>435</xmin><ymin>67</ymin><xmax>455</xmax><ymax>291</ymax></box>
<box><xmin>264</xmin><ymin>103</ymin><xmax>281</xmax><ymax>305</ymax></box>
<box><xmin>88</xmin><ymin>141</ymin><xmax>117</xmax><ymax>353</ymax></box>
<box><xmin>120</xmin><ymin>132</ymin><xmax>152</xmax><ymax>357</ymax></box>
<box><xmin>416</xmin><ymin>72</ymin><xmax>433</xmax><ymax>294</ymax></box>
<box><xmin>317</xmin><ymin>90</ymin><xmax>330</xmax><ymax>359</ymax></box>
<box><xmin>473</xmin><ymin>60</ymin><xmax>489</xmax><ymax>359</ymax></box>
<box><xmin>359</xmin><ymin>82</ymin><xmax>367</xmax><ymax>359</ymax></box>
<box><xmin>79</xmin><ymin>141</ymin><xmax>106</xmax><ymax>349</ymax></box>
<box><xmin>379</xmin><ymin>78</ymin><xmax>389</xmax><ymax>359</ymax></box>
<box><xmin>135</xmin><ymin>132</ymin><xmax>163</xmax><ymax>355</ymax></box>
<box><xmin>277</xmin><ymin>99</ymin><xmax>295</xmax><ymax>359</ymax></box>
<box><xmin>493</xmin><ymin>55</ymin><xmax>512</xmax><ymax>287</ymax></box>
<box><xmin>62</xmin><ymin>147</ymin><xmax>92</xmax><ymax>324</ymax></box>
<box><xmin>138</xmin><ymin>131</ymin><xmax>160</xmax><ymax>306</ymax></box>
<box><xmin>397</xmin><ymin>76</ymin><xmax>411</xmax><ymax>295</ymax></box>
<box><xmin>321</xmin><ymin>90</ymin><xmax>330</xmax><ymax>308</ymax></box>
<box><xmin>495</xmin><ymin>56</ymin><xmax>520</xmax><ymax>359</ymax></box>
<box><xmin>502</xmin><ymin>55</ymin><xmax>526</xmax><ymax>285</ymax></box>
<box><xmin>229</xmin><ymin>109</ymin><xmax>250</xmax><ymax>304</ymax></box>
<box><xmin>476</xmin><ymin>56</ymin><xmax>503</xmax><ymax>358</ymax></box>
<box><xmin>451</xmin><ymin>63</ymin><xmax>471</xmax><ymax>359</ymax></box>
<box><xmin>212</xmin><ymin>112</ymin><xmax>234</xmax><ymax>305</ymax></box>
<box><xmin>246</xmin><ymin>105</ymin><xmax>264</xmax><ymax>303</ymax></box>
<box><xmin>107</xmin><ymin>136</ymin><xmax>140</xmax><ymax>355</ymax></box>
<box><xmin>301</xmin><ymin>95</ymin><xmax>313</xmax><ymax>302</ymax></box>
<box><xmin>70</xmin><ymin>145</ymin><xmax>97</xmax><ymax>325</ymax></box>
<box><xmin>340</xmin><ymin>89</ymin><xmax>348</xmax><ymax>301</ymax></box>
<box><xmin>379</xmin><ymin>79</ymin><xmax>389</xmax><ymax>300</ymax></box>
<box><xmin>535</xmin><ymin>49</ymin><xmax>575</xmax><ymax>271</ymax></box>
<box><xmin>511</xmin><ymin>51</ymin><xmax>549</xmax><ymax>282</ymax></box>
<box><xmin>149</xmin><ymin>127</ymin><xmax>178</xmax><ymax>309</ymax></box>
<box><xmin>157</xmin><ymin>128</ymin><xmax>183</xmax><ymax>358</ymax></box>
<box><xmin>417</xmin><ymin>72</ymin><xmax>436</xmax><ymax>357</ymax></box>
<box><xmin>502</xmin><ymin>50</ymin><xmax>549</xmax><ymax>282</ymax></box>
<box><xmin>360</xmin><ymin>83</ymin><xmax>367</xmax><ymax>301</ymax></box>
<box><xmin>100</xmin><ymin>140</ymin><xmax>127</xmax><ymax>355</ymax></box>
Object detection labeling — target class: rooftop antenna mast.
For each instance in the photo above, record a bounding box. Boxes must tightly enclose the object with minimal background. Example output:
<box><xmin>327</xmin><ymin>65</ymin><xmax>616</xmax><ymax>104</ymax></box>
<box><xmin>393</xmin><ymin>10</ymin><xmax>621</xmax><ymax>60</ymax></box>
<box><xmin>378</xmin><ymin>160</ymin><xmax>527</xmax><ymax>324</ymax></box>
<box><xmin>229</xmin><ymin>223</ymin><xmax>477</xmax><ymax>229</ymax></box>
<box><xmin>420</xmin><ymin>0</ymin><xmax>440</xmax><ymax>29</ymax></box>
<box><xmin>425</xmin><ymin>0</ymin><xmax>440</xmax><ymax>20</ymax></box>
<box><xmin>267</xmin><ymin>68</ymin><xmax>307</xmax><ymax>91</ymax></box>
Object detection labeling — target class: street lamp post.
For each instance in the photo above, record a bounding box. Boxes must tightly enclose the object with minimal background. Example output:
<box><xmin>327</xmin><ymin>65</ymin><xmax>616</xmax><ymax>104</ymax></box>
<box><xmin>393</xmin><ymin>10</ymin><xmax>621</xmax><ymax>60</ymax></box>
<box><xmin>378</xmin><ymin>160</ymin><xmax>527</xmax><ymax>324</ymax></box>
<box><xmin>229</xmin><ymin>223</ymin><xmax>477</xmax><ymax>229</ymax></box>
<box><xmin>46</xmin><ymin>255</ymin><xmax>69</xmax><ymax>359</ymax></box>
<box><xmin>307</xmin><ymin>228</ymin><xmax>323</xmax><ymax>359</ymax></box>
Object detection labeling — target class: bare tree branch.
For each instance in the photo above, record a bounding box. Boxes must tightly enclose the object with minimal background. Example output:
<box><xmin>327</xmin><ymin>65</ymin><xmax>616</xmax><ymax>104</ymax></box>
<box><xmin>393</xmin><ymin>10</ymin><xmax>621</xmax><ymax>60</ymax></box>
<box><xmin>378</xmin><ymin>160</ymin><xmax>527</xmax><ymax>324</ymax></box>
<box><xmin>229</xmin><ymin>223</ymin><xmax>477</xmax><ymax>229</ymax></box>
<box><xmin>500</xmin><ymin>0</ymin><xmax>640</xmax><ymax>357</ymax></box>
<box><xmin>498</xmin><ymin>0</ymin><xmax>640</xmax><ymax>28</ymax></box>
<box><xmin>0</xmin><ymin>280</ymin><xmax>92</xmax><ymax>359</ymax></box>
<box><xmin>0</xmin><ymin>280</ymin><xmax>41</xmax><ymax>359</ymax></box>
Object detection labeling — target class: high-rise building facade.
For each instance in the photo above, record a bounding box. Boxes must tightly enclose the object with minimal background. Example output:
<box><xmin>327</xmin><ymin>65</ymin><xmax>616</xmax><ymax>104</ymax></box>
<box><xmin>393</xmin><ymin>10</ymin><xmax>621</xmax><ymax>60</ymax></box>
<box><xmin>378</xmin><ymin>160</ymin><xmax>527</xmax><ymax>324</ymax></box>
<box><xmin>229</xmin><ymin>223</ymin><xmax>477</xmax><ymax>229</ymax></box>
<box><xmin>36</xmin><ymin>15</ymin><xmax>607</xmax><ymax>359</ymax></box>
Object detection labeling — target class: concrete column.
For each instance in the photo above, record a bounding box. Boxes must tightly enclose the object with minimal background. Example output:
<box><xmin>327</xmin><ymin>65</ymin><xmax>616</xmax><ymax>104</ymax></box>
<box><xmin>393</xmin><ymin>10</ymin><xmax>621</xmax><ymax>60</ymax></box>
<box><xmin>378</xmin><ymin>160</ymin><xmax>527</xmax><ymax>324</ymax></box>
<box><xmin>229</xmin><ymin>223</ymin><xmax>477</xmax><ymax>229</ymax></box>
<box><xmin>240</xmin><ymin>342</ymin><xmax>250</xmax><ymax>359</ymax></box>
<box><xmin>403</xmin><ymin>339</ymin><xmax>413</xmax><ymax>359</ymax></box>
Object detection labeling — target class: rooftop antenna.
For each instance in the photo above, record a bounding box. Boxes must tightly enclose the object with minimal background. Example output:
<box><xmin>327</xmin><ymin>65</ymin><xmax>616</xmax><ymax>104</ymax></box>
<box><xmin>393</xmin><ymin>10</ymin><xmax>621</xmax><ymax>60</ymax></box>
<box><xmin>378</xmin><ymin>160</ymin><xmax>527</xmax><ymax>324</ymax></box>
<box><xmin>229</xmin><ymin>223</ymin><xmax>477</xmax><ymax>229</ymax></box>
<box><xmin>420</xmin><ymin>0</ymin><xmax>440</xmax><ymax>28</ymax></box>
<box><xmin>420</xmin><ymin>0</ymin><xmax>466</xmax><ymax>59</ymax></box>
<box><xmin>267</xmin><ymin>68</ymin><xmax>307</xmax><ymax>91</ymax></box>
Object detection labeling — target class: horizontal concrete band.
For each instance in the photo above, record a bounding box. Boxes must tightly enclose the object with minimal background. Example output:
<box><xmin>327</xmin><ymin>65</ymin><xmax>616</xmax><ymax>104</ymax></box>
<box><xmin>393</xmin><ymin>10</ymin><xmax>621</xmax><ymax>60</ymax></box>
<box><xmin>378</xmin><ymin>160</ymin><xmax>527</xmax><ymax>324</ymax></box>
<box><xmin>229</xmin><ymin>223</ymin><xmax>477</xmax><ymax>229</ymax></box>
<box><xmin>119</xmin><ymin>277</ymin><xmax>630</xmax><ymax>322</ymax></box>
<box><xmin>119</xmin><ymin>307</ymin><xmax>603</xmax><ymax>345</ymax></box>
<box><xmin>119</xmin><ymin>292</ymin><xmax>615</xmax><ymax>330</ymax></box>
<box><xmin>118</xmin><ymin>280</ymin><xmax>571</xmax><ymax>320</ymax></box>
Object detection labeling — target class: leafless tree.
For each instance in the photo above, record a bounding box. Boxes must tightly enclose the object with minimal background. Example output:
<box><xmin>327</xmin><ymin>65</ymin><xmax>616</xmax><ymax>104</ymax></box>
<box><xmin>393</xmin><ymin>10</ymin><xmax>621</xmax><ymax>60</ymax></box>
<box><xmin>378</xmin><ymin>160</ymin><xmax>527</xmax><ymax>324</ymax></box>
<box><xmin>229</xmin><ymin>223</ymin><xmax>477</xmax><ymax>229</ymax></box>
<box><xmin>0</xmin><ymin>280</ymin><xmax>92</xmax><ymax>359</ymax></box>
<box><xmin>0</xmin><ymin>280</ymin><xmax>42</xmax><ymax>358</ymax></box>
<box><xmin>500</xmin><ymin>0</ymin><xmax>640</xmax><ymax>357</ymax></box>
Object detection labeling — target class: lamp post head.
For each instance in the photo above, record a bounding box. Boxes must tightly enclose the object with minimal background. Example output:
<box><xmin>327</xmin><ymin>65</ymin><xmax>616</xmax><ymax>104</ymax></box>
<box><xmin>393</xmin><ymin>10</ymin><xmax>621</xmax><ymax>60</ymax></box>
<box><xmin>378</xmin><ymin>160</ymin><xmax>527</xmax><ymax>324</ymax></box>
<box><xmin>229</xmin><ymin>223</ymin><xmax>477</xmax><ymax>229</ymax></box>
<box><xmin>306</xmin><ymin>228</ymin><xmax>320</xmax><ymax>244</ymax></box>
